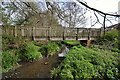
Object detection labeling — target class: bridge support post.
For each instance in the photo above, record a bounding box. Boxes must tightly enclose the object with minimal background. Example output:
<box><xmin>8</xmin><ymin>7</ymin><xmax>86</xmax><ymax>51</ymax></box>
<box><xmin>87</xmin><ymin>40</ymin><xmax>91</xmax><ymax>47</ymax></box>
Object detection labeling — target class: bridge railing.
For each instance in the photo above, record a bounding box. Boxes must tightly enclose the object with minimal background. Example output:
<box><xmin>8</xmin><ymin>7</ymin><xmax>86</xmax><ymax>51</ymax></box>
<box><xmin>2</xmin><ymin>26</ymin><xmax>101</xmax><ymax>40</ymax></box>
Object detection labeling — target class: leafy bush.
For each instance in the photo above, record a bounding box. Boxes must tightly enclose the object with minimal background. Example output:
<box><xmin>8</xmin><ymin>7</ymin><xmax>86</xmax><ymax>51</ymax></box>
<box><xmin>95</xmin><ymin>29</ymin><xmax>119</xmax><ymax>50</ymax></box>
<box><xmin>39</xmin><ymin>42</ymin><xmax>61</xmax><ymax>57</ymax></box>
<box><xmin>104</xmin><ymin>29</ymin><xmax>118</xmax><ymax>41</ymax></box>
<box><xmin>51</xmin><ymin>45</ymin><xmax>120</xmax><ymax>79</ymax></box>
<box><xmin>19</xmin><ymin>42</ymin><xmax>42</xmax><ymax>62</ymax></box>
<box><xmin>111</xmin><ymin>48</ymin><xmax>120</xmax><ymax>53</ymax></box>
<box><xmin>2</xmin><ymin>50</ymin><xmax>19</xmax><ymax>72</ymax></box>
<box><xmin>2</xmin><ymin>35</ymin><xmax>26</xmax><ymax>51</ymax></box>
<box><xmin>47</xmin><ymin>42</ymin><xmax>60</xmax><ymax>55</ymax></box>
<box><xmin>39</xmin><ymin>45</ymin><xmax>48</xmax><ymax>57</ymax></box>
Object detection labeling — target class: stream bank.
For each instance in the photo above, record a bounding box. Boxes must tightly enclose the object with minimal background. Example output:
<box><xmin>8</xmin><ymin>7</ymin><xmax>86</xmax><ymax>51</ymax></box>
<box><xmin>2</xmin><ymin>53</ymin><xmax>59</xmax><ymax>79</ymax></box>
<box><xmin>2</xmin><ymin>41</ymin><xmax>79</xmax><ymax>79</ymax></box>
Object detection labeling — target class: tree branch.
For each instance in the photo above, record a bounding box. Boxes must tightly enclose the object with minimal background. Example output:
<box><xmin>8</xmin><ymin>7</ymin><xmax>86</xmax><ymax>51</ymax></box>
<box><xmin>76</xmin><ymin>0</ymin><xmax>120</xmax><ymax>17</ymax></box>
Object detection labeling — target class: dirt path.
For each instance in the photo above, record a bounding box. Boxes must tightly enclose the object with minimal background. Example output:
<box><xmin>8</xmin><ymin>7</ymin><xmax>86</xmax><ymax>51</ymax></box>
<box><xmin>2</xmin><ymin>54</ymin><xmax>59</xmax><ymax>79</ymax></box>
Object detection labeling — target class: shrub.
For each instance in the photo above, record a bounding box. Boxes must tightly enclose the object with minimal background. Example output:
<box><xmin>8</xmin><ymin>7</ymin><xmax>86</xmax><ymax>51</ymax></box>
<box><xmin>2</xmin><ymin>50</ymin><xmax>18</xmax><ymax>72</ymax></box>
<box><xmin>2</xmin><ymin>35</ymin><xmax>26</xmax><ymax>51</ymax></box>
<box><xmin>51</xmin><ymin>46</ymin><xmax>120</xmax><ymax>79</ymax></box>
<box><xmin>39</xmin><ymin>42</ymin><xmax>60</xmax><ymax>57</ymax></box>
<box><xmin>104</xmin><ymin>29</ymin><xmax>118</xmax><ymax>41</ymax></box>
<box><xmin>111</xmin><ymin>48</ymin><xmax>120</xmax><ymax>53</ymax></box>
<box><xmin>19</xmin><ymin>42</ymin><xmax>42</xmax><ymax>62</ymax></box>
<box><xmin>47</xmin><ymin>42</ymin><xmax>60</xmax><ymax>55</ymax></box>
<box><xmin>95</xmin><ymin>29</ymin><xmax>119</xmax><ymax>50</ymax></box>
<box><xmin>39</xmin><ymin>45</ymin><xmax>48</xmax><ymax>57</ymax></box>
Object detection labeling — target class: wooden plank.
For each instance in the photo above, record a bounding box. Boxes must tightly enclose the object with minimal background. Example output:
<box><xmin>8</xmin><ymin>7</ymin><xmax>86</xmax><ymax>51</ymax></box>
<box><xmin>2</xmin><ymin>27</ymin><xmax>101</xmax><ymax>40</ymax></box>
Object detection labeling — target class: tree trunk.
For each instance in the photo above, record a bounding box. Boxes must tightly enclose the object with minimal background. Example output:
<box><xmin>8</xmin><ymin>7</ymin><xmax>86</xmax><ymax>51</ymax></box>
<box><xmin>103</xmin><ymin>15</ymin><xmax>106</xmax><ymax>36</ymax></box>
<box><xmin>117</xmin><ymin>24</ymin><xmax>120</xmax><ymax>49</ymax></box>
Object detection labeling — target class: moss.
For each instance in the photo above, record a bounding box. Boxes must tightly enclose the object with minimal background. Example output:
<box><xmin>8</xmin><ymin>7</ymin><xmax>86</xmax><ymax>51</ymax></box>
<box><xmin>63</xmin><ymin>40</ymin><xmax>80</xmax><ymax>46</ymax></box>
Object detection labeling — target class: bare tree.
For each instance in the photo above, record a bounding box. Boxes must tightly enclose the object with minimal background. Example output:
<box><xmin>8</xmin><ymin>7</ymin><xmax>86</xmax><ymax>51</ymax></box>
<box><xmin>76</xmin><ymin>0</ymin><xmax>120</xmax><ymax>32</ymax></box>
<box><xmin>75</xmin><ymin>0</ymin><xmax>120</xmax><ymax>49</ymax></box>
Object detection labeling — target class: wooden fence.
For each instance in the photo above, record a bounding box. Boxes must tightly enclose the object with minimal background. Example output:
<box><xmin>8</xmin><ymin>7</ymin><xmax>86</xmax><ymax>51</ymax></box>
<box><xmin>2</xmin><ymin>26</ymin><xmax>102</xmax><ymax>40</ymax></box>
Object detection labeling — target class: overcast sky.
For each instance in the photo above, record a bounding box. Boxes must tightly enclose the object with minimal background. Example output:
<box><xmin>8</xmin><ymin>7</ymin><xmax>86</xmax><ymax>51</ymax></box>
<box><xmin>81</xmin><ymin>0</ymin><xmax>119</xmax><ymax>13</ymax></box>
<box><xmin>72</xmin><ymin>0</ymin><xmax>120</xmax><ymax>28</ymax></box>
<box><xmin>53</xmin><ymin>0</ymin><xmax>119</xmax><ymax>13</ymax></box>
<box><xmin>52</xmin><ymin>0</ymin><xmax>120</xmax><ymax>28</ymax></box>
<box><xmin>2</xmin><ymin>0</ymin><xmax>120</xmax><ymax>28</ymax></box>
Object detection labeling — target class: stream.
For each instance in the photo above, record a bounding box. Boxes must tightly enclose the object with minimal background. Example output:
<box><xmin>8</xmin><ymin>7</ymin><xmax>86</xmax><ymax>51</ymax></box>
<box><xmin>2</xmin><ymin>46</ymin><xmax>69</xmax><ymax>79</ymax></box>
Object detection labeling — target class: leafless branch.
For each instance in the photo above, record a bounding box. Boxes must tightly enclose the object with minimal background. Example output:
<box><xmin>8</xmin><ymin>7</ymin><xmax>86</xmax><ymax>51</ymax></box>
<box><xmin>76</xmin><ymin>0</ymin><xmax>120</xmax><ymax>17</ymax></box>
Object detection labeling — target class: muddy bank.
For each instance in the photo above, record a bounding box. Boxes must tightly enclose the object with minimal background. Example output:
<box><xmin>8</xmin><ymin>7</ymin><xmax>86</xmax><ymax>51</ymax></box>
<box><xmin>2</xmin><ymin>53</ymin><xmax>59</xmax><ymax>79</ymax></box>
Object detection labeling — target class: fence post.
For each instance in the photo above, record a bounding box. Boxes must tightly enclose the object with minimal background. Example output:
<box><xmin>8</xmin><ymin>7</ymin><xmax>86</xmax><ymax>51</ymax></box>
<box><xmin>63</xmin><ymin>27</ymin><xmax>65</xmax><ymax>40</ymax></box>
<box><xmin>87</xmin><ymin>28</ymin><xmax>91</xmax><ymax>40</ymax></box>
<box><xmin>21</xmin><ymin>28</ymin><xmax>24</xmax><ymax>37</ymax></box>
<box><xmin>82</xmin><ymin>29</ymin><xmax>84</xmax><ymax>38</ymax></box>
<box><xmin>48</xmin><ymin>27</ymin><xmax>50</xmax><ymax>40</ymax></box>
<box><xmin>31</xmin><ymin>27</ymin><xmax>35</xmax><ymax>40</ymax></box>
<box><xmin>99</xmin><ymin>28</ymin><xmax>101</xmax><ymax>37</ymax></box>
<box><xmin>76</xmin><ymin>28</ymin><xmax>79</xmax><ymax>40</ymax></box>
<box><xmin>14</xmin><ymin>26</ymin><xmax>17</xmax><ymax>37</ymax></box>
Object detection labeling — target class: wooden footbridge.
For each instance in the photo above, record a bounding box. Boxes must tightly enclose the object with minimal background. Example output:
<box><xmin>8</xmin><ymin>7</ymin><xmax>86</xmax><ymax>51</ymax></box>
<box><xmin>2</xmin><ymin>26</ymin><xmax>102</xmax><ymax>41</ymax></box>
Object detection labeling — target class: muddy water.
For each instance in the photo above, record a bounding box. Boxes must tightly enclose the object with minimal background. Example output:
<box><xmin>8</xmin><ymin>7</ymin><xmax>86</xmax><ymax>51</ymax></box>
<box><xmin>2</xmin><ymin>54</ymin><xmax>59</xmax><ymax>79</ymax></box>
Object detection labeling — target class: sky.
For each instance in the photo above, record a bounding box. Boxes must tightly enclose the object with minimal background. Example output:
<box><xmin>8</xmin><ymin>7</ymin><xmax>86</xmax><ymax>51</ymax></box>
<box><xmin>81</xmin><ymin>0</ymin><xmax>119</xmax><ymax>13</ymax></box>
<box><xmin>51</xmin><ymin>0</ymin><xmax>120</xmax><ymax>28</ymax></box>
<box><xmin>73</xmin><ymin>0</ymin><xmax>120</xmax><ymax>28</ymax></box>
<box><xmin>1</xmin><ymin>0</ymin><xmax>120</xmax><ymax>28</ymax></box>
<box><xmin>40</xmin><ymin>0</ymin><xmax>119</xmax><ymax>13</ymax></box>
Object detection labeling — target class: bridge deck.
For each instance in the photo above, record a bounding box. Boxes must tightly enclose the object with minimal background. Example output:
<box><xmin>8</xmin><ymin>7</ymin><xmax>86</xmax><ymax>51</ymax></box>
<box><xmin>2</xmin><ymin>27</ymin><xmax>101</xmax><ymax>41</ymax></box>
<box><xmin>34</xmin><ymin>37</ymin><xmax>95</xmax><ymax>41</ymax></box>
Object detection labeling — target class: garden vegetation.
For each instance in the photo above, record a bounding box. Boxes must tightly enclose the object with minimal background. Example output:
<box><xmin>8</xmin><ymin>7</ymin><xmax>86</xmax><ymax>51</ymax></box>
<box><xmin>1</xmin><ymin>35</ymin><xmax>62</xmax><ymax>73</ymax></box>
<box><xmin>51</xmin><ymin>45</ymin><xmax>120</xmax><ymax>79</ymax></box>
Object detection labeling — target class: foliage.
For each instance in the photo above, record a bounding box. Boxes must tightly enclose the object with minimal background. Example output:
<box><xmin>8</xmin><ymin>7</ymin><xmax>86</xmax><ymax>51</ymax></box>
<box><xmin>51</xmin><ymin>45</ymin><xmax>120</xmax><ymax>79</ymax></box>
<box><xmin>111</xmin><ymin>48</ymin><xmax>120</xmax><ymax>53</ymax></box>
<box><xmin>95</xmin><ymin>29</ymin><xmax>119</xmax><ymax>50</ymax></box>
<box><xmin>104</xmin><ymin>29</ymin><xmax>118</xmax><ymax>41</ymax></box>
<box><xmin>39</xmin><ymin>42</ymin><xmax>61</xmax><ymax>57</ymax></box>
<box><xmin>2</xmin><ymin>50</ymin><xmax>19</xmax><ymax>72</ymax></box>
<box><xmin>2</xmin><ymin>35</ymin><xmax>16</xmax><ymax>50</ymax></box>
<box><xmin>2</xmin><ymin>34</ymin><xmax>26</xmax><ymax>51</ymax></box>
<box><xmin>62</xmin><ymin>40</ymin><xmax>80</xmax><ymax>46</ymax></box>
<box><xmin>19</xmin><ymin>42</ymin><xmax>42</xmax><ymax>62</ymax></box>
